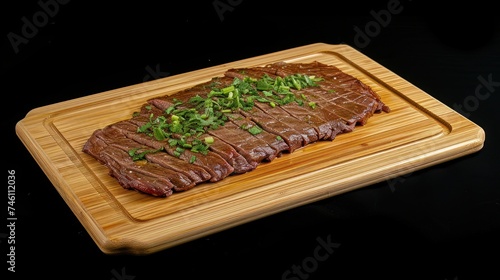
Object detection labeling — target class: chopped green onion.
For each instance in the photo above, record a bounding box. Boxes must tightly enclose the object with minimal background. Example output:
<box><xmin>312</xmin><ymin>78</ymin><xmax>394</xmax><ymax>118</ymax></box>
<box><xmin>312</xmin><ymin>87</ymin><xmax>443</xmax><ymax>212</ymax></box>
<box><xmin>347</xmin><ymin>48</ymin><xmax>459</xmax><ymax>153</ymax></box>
<box><xmin>189</xmin><ymin>155</ymin><xmax>197</xmax><ymax>163</ymax></box>
<box><xmin>128</xmin><ymin>147</ymin><xmax>163</xmax><ymax>161</ymax></box>
<box><xmin>204</xmin><ymin>136</ymin><xmax>215</xmax><ymax>144</ymax></box>
<box><xmin>247</xmin><ymin>125</ymin><xmax>263</xmax><ymax>135</ymax></box>
<box><xmin>221</xmin><ymin>85</ymin><xmax>235</xmax><ymax>93</ymax></box>
<box><xmin>131</xmin><ymin>72</ymin><xmax>323</xmax><ymax>160</ymax></box>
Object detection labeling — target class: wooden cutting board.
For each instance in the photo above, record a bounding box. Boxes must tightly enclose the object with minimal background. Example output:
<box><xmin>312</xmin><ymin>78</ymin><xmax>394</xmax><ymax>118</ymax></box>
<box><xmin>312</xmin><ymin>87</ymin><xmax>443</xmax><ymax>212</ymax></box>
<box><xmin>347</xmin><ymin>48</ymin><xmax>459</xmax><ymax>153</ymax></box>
<box><xmin>16</xmin><ymin>43</ymin><xmax>485</xmax><ymax>255</ymax></box>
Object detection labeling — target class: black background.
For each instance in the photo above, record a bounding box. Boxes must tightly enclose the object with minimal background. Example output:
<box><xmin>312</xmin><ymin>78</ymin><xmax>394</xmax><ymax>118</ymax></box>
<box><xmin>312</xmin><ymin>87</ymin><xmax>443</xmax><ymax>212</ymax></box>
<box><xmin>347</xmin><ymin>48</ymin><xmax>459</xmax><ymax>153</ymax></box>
<box><xmin>2</xmin><ymin>0</ymin><xmax>499</xmax><ymax>279</ymax></box>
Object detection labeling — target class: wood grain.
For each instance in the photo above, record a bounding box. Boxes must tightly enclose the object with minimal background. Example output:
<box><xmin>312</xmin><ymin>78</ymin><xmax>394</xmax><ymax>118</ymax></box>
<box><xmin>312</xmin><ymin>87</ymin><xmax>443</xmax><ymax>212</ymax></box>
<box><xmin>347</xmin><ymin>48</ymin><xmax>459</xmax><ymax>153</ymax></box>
<box><xmin>16</xmin><ymin>43</ymin><xmax>485</xmax><ymax>255</ymax></box>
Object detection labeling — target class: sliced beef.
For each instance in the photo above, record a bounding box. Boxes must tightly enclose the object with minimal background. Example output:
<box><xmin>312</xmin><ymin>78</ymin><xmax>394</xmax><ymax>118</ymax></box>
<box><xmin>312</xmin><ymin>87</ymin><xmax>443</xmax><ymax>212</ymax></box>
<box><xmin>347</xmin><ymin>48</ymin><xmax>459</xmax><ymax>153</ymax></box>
<box><xmin>94</xmin><ymin>126</ymin><xmax>212</xmax><ymax>189</ymax></box>
<box><xmin>83</xmin><ymin>130</ymin><xmax>179</xmax><ymax>196</ymax></box>
<box><xmin>145</xmin><ymin>95</ymin><xmax>257</xmax><ymax>174</ymax></box>
<box><xmin>264</xmin><ymin>61</ymin><xmax>390</xmax><ymax>113</ymax></box>
<box><xmin>225</xmin><ymin>113</ymin><xmax>290</xmax><ymax>156</ymax></box>
<box><xmin>145</xmin><ymin>153</ymin><xmax>212</xmax><ymax>184</ymax></box>
<box><xmin>225</xmin><ymin>67</ymin><xmax>351</xmax><ymax>140</ymax></box>
<box><xmin>100</xmin><ymin>146</ymin><xmax>175</xmax><ymax>197</ymax></box>
<box><xmin>82</xmin><ymin>61</ymin><xmax>390</xmax><ymax>198</ymax></box>
<box><xmin>237</xmin><ymin>107</ymin><xmax>306</xmax><ymax>152</ymax></box>
<box><xmin>111</xmin><ymin>120</ymin><xmax>235</xmax><ymax>182</ymax></box>
<box><xmin>230</xmin><ymin>62</ymin><xmax>388</xmax><ymax>126</ymax></box>
<box><xmin>82</xmin><ymin>130</ymin><xmax>110</xmax><ymax>164</ymax></box>
<box><xmin>148</xmin><ymin>79</ymin><xmax>298</xmax><ymax>156</ymax></box>
<box><xmin>207</xmin><ymin>120</ymin><xmax>278</xmax><ymax>163</ymax></box>
<box><xmin>149</xmin><ymin>76</ymin><xmax>308</xmax><ymax>152</ymax></box>
<box><xmin>293</xmin><ymin>86</ymin><xmax>365</xmax><ymax>125</ymax></box>
<box><xmin>252</xmin><ymin>102</ymin><xmax>319</xmax><ymax>144</ymax></box>
<box><xmin>184</xmin><ymin>132</ymin><xmax>258</xmax><ymax>174</ymax></box>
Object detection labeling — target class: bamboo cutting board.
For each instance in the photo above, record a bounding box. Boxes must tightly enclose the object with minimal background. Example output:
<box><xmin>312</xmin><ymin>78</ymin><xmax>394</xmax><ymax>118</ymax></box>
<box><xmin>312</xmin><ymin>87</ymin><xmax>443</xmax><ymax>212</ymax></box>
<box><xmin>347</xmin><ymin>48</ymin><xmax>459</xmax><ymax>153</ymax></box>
<box><xmin>16</xmin><ymin>43</ymin><xmax>485</xmax><ymax>255</ymax></box>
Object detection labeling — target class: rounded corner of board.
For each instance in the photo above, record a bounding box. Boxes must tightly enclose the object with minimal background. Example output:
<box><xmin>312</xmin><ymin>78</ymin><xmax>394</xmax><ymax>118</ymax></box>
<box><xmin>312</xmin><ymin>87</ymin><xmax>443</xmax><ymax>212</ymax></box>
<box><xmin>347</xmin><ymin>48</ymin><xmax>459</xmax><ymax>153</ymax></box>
<box><xmin>97</xmin><ymin>237</ymin><xmax>151</xmax><ymax>255</ymax></box>
<box><xmin>475</xmin><ymin>126</ymin><xmax>487</xmax><ymax>148</ymax></box>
